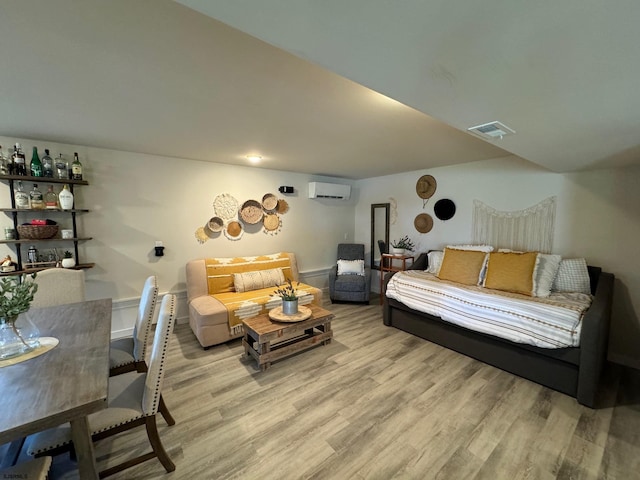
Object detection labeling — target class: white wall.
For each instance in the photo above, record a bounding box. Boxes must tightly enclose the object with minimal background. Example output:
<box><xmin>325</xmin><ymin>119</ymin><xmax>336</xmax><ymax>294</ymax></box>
<box><xmin>355</xmin><ymin>156</ymin><xmax>640</xmax><ymax>368</ymax></box>
<box><xmin>0</xmin><ymin>136</ymin><xmax>356</xmax><ymax>336</ymax></box>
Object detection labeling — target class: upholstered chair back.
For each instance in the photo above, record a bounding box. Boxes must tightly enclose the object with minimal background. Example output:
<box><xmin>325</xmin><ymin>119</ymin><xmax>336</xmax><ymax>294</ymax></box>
<box><xmin>133</xmin><ymin>276</ymin><xmax>159</xmax><ymax>362</ymax></box>
<box><xmin>142</xmin><ymin>294</ymin><xmax>176</xmax><ymax>416</ymax></box>
<box><xmin>337</xmin><ymin>243</ymin><xmax>365</xmax><ymax>262</ymax></box>
<box><xmin>30</xmin><ymin>268</ymin><xmax>85</xmax><ymax>309</ymax></box>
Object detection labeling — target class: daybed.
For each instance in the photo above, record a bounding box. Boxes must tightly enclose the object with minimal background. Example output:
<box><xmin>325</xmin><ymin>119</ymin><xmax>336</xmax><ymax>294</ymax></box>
<box><xmin>186</xmin><ymin>252</ymin><xmax>322</xmax><ymax>348</ymax></box>
<box><xmin>383</xmin><ymin>252</ymin><xmax>614</xmax><ymax>408</ymax></box>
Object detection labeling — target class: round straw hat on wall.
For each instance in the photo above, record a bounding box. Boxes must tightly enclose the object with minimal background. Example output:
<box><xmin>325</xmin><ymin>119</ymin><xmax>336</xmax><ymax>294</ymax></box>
<box><xmin>414</xmin><ymin>213</ymin><xmax>434</xmax><ymax>233</ymax></box>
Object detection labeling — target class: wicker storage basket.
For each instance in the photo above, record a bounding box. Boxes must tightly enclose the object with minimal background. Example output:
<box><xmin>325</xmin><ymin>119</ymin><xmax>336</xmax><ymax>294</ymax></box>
<box><xmin>17</xmin><ymin>225</ymin><xmax>59</xmax><ymax>239</ymax></box>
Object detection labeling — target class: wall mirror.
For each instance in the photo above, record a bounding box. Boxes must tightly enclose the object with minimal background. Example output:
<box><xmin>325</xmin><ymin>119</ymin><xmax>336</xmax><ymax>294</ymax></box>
<box><xmin>370</xmin><ymin>203</ymin><xmax>390</xmax><ymax>270</ymax></box>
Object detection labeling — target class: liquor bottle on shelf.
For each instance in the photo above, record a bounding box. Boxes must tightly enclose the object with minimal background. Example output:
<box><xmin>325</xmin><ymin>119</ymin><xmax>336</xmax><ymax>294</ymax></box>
<box><xmin>29</xmin><ymin>184</ymin><xmax>45</xmax><ymax>209</ymax></box>
<box><xmin>55</xmin><ymin>153</ymin><xmax>68</xmax><ymax>179</ymax></box>
<box><xmin>13</xmin><ymin>143</ymin><xmax>26</xmax><ymax>175</ymax></box>
<box><xmin>71</xmin><ymin>152</ymin><xmax>83</xmax><ymax>180</ymax></box>
<box><xmin>5</xmin><ymin>146</ymin><xmax>14</xmax><ymax>175</ymax></box>
<box><xmin>58</xmin><ymin>184</ymin><xmax>74</xmax><ymax>210</ymax></box>
<box><xmin>14</xmin><ymin>180</ymin><xmax>30</xmax><ymax>209</ymax></box>
<box><xmin>30</xmin><ymin>147</ymin><xmax>43</xmax><ymax>177</ymax></box>
<box><xmin>44</xmin><ymin>185</ymin><xmax>58</xmax><ymax>209</ymax></box>
<box><xmin>0</xmin><ymin>146</ymin><xmax>7</xmax><ymax>175</ymax></box>
<box><xmin>42</xmin><ymin>149</ymin><xmax>54</xmax><ymax>177</ymax></box>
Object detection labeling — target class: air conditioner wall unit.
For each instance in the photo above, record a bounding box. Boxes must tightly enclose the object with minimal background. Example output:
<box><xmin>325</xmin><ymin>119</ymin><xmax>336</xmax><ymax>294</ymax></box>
<box><xmin>308</xmin><ymin>182</ymin><xmax>351</xmax><ymax>200</ymax></box>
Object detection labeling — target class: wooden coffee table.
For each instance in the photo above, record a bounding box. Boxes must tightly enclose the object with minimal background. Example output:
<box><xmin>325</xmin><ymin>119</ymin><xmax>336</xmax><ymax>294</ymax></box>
<box><xmin>242</xmin><ymin>304</ymin><xmax>334</xmax><ymax>371</ymax></box>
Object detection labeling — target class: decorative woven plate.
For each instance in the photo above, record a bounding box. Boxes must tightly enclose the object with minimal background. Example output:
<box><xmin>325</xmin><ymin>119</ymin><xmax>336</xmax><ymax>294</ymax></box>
<box><xmin>262</xmin><ymin>193</ymin><xmax>278</xmax><ymax>212</ymax></box>
<box><xmin>414</xmin><ymin>213</ymin><xmax>434</xmax><ymax>233</ymax></box>
<box><xmin>213</xmin><ymin>194</ymin><xmax>239</xmax><ymax>220</ymax></box>
<box><xmin>268</xmin><ymin>306</ymin><xmax>312</xmax><ymax>323</ymax></box>
<box><xmin>194</xmin><ymin>227</ymin><xmax>208</xmax><ymax>244</ymax></box>
<box><xmin>263</xmin><ymin>213</ymin><xmax>280</xmax><ymax>231</ymax></box>
<box><xmin>239</xmin><ymin>200</ymin><xmax>263</xmax><ymax>224</ymax></box>
<box><xmin>224</xmin><ymin>220</ymin><xmax>244</xmax><ymax>241</ymax></box>
<box><xmin>207</xmin><ymin>216</ymin><xmax>224</xmax><ymax>232</ymax></box>
<box><xmin>276</xmin><ymin>199</ymin><xmax>289</xmax><ymax>214</ymax></box>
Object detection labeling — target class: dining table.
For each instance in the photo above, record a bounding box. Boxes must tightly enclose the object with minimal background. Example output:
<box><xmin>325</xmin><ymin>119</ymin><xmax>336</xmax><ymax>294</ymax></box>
<box><xmin>0</xmin><ymin>298</ymin><xmax>112</xmax><ymax>479</ymax></box>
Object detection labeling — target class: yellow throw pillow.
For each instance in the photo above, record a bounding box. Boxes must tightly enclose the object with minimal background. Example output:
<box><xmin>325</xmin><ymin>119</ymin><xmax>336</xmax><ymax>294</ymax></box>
<box><xmin>437</xmin><ymin>248</ymin><xmax>487</xmax><ymax>286</ymax></box>
<box><xmin>484</xmin><ymin>251</ymin><xmax>538</xmax><ymax>295</ymax></box>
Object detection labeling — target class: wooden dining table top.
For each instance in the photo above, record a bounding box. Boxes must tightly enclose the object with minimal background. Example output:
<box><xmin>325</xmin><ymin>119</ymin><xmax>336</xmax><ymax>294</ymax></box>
<box><xmin>0</xmin><ymin>298</ymin><xmax>112</xmax><ymax>444</ymax></box>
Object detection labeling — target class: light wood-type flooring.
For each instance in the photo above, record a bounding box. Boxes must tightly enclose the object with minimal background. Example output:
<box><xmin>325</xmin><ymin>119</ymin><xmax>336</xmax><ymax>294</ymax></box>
<box><xmin>7</xmin><ymin>299</ymin><xmax>640</xmax><ymax>479</ymax></box>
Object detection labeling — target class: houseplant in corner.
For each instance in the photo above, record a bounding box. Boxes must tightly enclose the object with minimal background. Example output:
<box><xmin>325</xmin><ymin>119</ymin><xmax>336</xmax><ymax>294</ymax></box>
<box><xmin>0</xmin><ymin>274</ymin><xmax>39</xmax><ymax>359</ymax></box>
<box><xmin>274</xmin><ymin>279</ymin><xmax>300</xmax><ymax>315</ymax></box>
<box><xmin>390</xmin><ymin>235</ymin><xmax>415</xmax><ymax>255</ymax></box>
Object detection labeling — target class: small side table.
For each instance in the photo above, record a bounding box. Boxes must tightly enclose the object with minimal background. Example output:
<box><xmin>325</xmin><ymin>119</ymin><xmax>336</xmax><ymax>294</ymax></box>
<box><xmin>380</xmin><ymin>254</ymin><xmax>414</xmax><ymax>304</ymax></box>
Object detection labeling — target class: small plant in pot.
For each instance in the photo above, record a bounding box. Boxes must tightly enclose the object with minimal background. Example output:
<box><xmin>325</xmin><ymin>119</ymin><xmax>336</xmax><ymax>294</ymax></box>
<box><xmin>390</xmin><ymin>235</ymin><xmax>415</xmax><ymax>255</ymax></box>
<box><xmin>61</xmin><ymin>250</ymin><xmax>76</xmax><ymax>269</ymax></box>
<box><xmin>274</xmin><ymin>279</ymin><xmax>300</xmax><ymax>315</ymax></box>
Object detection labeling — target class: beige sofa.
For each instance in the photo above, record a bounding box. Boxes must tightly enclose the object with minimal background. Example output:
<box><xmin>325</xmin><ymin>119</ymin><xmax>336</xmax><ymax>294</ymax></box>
<box><xmin>186</xmin><ymin>252</ymin><xmax>322</xmax><ymax>348</ymax></box>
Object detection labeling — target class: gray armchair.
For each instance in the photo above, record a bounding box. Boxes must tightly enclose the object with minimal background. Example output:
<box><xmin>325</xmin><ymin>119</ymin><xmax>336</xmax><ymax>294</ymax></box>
<box><xmin>329</xmin><ymin>243</ymin><xmax>371</xmax><ymax>303</ymax></box>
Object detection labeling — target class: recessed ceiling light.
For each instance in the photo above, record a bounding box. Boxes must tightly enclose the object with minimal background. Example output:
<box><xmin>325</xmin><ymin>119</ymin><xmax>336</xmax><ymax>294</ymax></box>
<box><xmin>246</xmin><ymin>155</ymin><xmax>262</xmax><ymax>164</ymax></box>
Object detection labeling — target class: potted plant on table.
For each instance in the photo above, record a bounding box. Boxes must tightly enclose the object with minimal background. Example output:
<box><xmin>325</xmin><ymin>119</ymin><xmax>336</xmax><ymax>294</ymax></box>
<box><xmin>390</xmin><ymin>235</ymin><xmax>415</xmax><ymax>255</ymax></box>
<box><xmin>274</xmin><ymin>279</ymin><xmax>300</xmax><ymax>315</ymax></box>
<box><xmin>0</xmin><ymin>274</ymin><xmax>39</xmax><ymax>359</ymax></box>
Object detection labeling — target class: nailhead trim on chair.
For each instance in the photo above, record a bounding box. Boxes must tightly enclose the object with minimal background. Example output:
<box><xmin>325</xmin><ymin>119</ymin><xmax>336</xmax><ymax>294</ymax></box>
<box><xmin>135</xmin><ymin>276</ymin><xmax>159</xmax><ymax>362</ymax></box>
<box><xmin>145</xmin><ymin>294</ymin><xmax>176</xmax><ymax>415</ymax></box>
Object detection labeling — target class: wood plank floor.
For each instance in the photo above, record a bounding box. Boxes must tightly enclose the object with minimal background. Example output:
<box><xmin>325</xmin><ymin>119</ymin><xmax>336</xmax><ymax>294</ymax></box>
<box><xmin>10</xmin><ymin>300</ymin><xmax>640</xmax><ymax>479</ymax></box>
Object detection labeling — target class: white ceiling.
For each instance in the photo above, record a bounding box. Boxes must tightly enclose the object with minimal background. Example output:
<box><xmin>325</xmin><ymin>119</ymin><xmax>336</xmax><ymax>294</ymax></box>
<box><xmin>1</xmin><ymin>1</ymin><xmax>638</xmax><ymax>180</ymax></box>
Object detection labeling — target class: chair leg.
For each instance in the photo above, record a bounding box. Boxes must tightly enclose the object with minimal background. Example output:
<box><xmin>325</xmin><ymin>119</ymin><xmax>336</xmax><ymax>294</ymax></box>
<box><xmin>158</xmin><ymin>395</ymin><xmax>176</xmax><ymax>426</ymax></box>
<box><xmin>145</xmin><ymin>416</ymin><xmax>175</xmax><ymax>473</ymax></box>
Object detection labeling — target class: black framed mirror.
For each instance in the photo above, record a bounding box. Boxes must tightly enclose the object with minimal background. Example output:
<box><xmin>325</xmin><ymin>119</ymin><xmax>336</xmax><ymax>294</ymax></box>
<box><xmin>370</xmin><ymin>203</ymin><xmax>390</xmax><ymax>270</ymax></box>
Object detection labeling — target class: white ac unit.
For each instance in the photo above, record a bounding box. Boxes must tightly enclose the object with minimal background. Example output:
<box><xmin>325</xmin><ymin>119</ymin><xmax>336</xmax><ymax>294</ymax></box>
<box><xmin>308</xmin><ymin>182</ymin><xmax>351</xmax><ymax>200</ymax></box>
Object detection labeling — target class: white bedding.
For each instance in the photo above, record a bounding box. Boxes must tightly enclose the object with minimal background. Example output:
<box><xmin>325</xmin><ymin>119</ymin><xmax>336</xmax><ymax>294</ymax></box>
<box><xmin>385</xmin><ymin>270</ymin><xmax>593</xmax><ymax>348</ymax></box>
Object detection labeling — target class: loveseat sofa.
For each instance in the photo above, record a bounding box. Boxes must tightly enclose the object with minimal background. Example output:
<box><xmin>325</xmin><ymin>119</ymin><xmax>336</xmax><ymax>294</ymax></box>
<box><xmin>186</xmin><ymin>252</ymin><xmax>322</xmax><ymax>348</ymax></box>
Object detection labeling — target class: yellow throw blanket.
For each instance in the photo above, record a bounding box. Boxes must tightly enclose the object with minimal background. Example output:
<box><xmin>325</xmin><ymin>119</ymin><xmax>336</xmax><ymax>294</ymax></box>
<box><xmin>212</xmin><ymin>283</ymin><xmax>321</xmax><ymax>334</ymax></box>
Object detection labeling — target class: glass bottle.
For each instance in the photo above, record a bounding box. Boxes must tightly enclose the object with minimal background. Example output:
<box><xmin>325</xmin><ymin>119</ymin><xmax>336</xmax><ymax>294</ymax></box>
<box><xmin>29</xmin><ymin>183</ymin><xmax>45</xmax><ymax>209</ymax></box>
<box><xmin>5</xmin><ymin>146</ymin><xmax>15</xmax><ymax>175</ymax></box>
<box><xmin>41</xmin><ymin>149</ymin><xmax>54</xmax><ymax>177</ymax></box>
<box><xmin>58</xmin><ymin>184</ymin><xmax>74</xmax><ymax>210</ymax></box>
<box><xmin>13</xmin><ymin>143</ymin><xmax>26</xmax><ymax>176</ymax></box>
<box><xmin>14</xmin><ymin>180</ymin><xmax>30</xmax><ymax>209</ymax></box>
<box><xmin>71</xmin><ymin>152</ymin><xmax>83</xmax><ymax>180</ymax></box>
<box><xmin>55</xmin><ymin>153</ymin><xmax>67</xmax><ymax>179</ymax></box>
<box><xmin>44</xmin><ymin>185</ymin><xmax>58</xmax><ymax>209</ymax></box>
<box><xmin>30</xmin><ymin>146</ymin><xmax>43</xmax><ymax>177</ymax></box>
<box><xmin>0</xmin><ymin>145</ymin><xmax>7</xmax><ymax>175</ymax></box>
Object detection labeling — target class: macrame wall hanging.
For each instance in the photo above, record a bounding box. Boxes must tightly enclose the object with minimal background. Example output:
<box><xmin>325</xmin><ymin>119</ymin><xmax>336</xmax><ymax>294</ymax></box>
<box><xmin>472</xmin><ymin>196</ymin><xmax>557</xmax><ymax>253</ymax></box>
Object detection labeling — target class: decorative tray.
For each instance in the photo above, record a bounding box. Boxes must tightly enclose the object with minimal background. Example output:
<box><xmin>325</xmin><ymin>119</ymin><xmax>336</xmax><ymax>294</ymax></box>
<box><xmin>268</xmin><ymin>305</ymin><xmax>312</xmax><ymax>323</ymax></box>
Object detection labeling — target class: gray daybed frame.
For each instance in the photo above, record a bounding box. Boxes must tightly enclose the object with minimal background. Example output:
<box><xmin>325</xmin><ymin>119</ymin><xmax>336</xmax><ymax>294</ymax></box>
<box><xmin>382</xmin><ymin>253</ymin><xmax>614</xmax><ymax>408</ymax></box>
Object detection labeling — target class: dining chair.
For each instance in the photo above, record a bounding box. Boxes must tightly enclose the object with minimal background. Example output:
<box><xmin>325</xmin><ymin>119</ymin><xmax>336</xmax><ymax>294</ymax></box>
<box><xmin>27</xmin><ymin>294</ymin><xmax>178</xmax><ymax>478</ymax></box>
<box><xmin>30</xmin><ymin>268</ymin><xmax>85</xmax><ymax>309</ymax></box>
<box><xmin>109</xmin><ymin>276</ymin><xmax>158</xmax><ymax>376</ymax></box>
<box><xmin>108</xmin><ymin>276</ymin><xmax>174</xmax><ymax>426</ymax></box>
<box><xmin>0</xmin><ymin>456</ymin><xmax>52</xmax><ymax>479</ymax></box>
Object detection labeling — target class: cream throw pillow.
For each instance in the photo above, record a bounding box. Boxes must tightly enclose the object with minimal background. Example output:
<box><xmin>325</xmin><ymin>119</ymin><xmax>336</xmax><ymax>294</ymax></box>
<box><xmin>552</xmin><ymin>258</ymin><xmax>591</xmax><ymax>294</ymax></box>
<box><xmin>533</xmin><ymin>253</ymin><xmax>562</xmax><ymax>297</ymax></box>
<box><xmin>484</xmin><ymin>251</ymin><xmax>538</xmax><ymax>296</ymax></box>
<box><xmin>233</xmin><ymin>267</ymin><xmax>285</xmax><ymax>293</ymax></box>
<box><xmin>437</xmin><ymin>248</ymin><xmax>487</xmax><ymax>286</ymax></box>
<box><xmin>426</xmin><ymin>251</ymin><xmax>444</xmax><ymax>274</ymax></box>
<box><xmin>337</xmin><ymin>259</ymin><xmax>365</xmax><ymax>276</ymax></box>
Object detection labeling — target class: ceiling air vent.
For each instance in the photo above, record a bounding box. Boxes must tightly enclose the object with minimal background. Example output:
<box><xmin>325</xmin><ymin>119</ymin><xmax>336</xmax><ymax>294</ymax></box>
<box><xmin>467</xmin><ymin>121</ymin><xmax>515</xmax><ymax>140</ymax></box>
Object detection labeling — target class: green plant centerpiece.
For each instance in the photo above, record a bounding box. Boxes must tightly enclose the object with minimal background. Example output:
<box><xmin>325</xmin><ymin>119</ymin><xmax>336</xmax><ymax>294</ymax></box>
<box><xmin>0</xmin><ymin>273</ymin><xmax>40</xmax><ymax>359</ymax></box>
<box><xmin>274</xmin><ymin>279</ymin><xmax>300</xmax><ymax>315</ymax></box>
<box><xmin>390</xmin><ymin>235</ymin><xmax>415</xmax><ymax>253</ymax></box>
